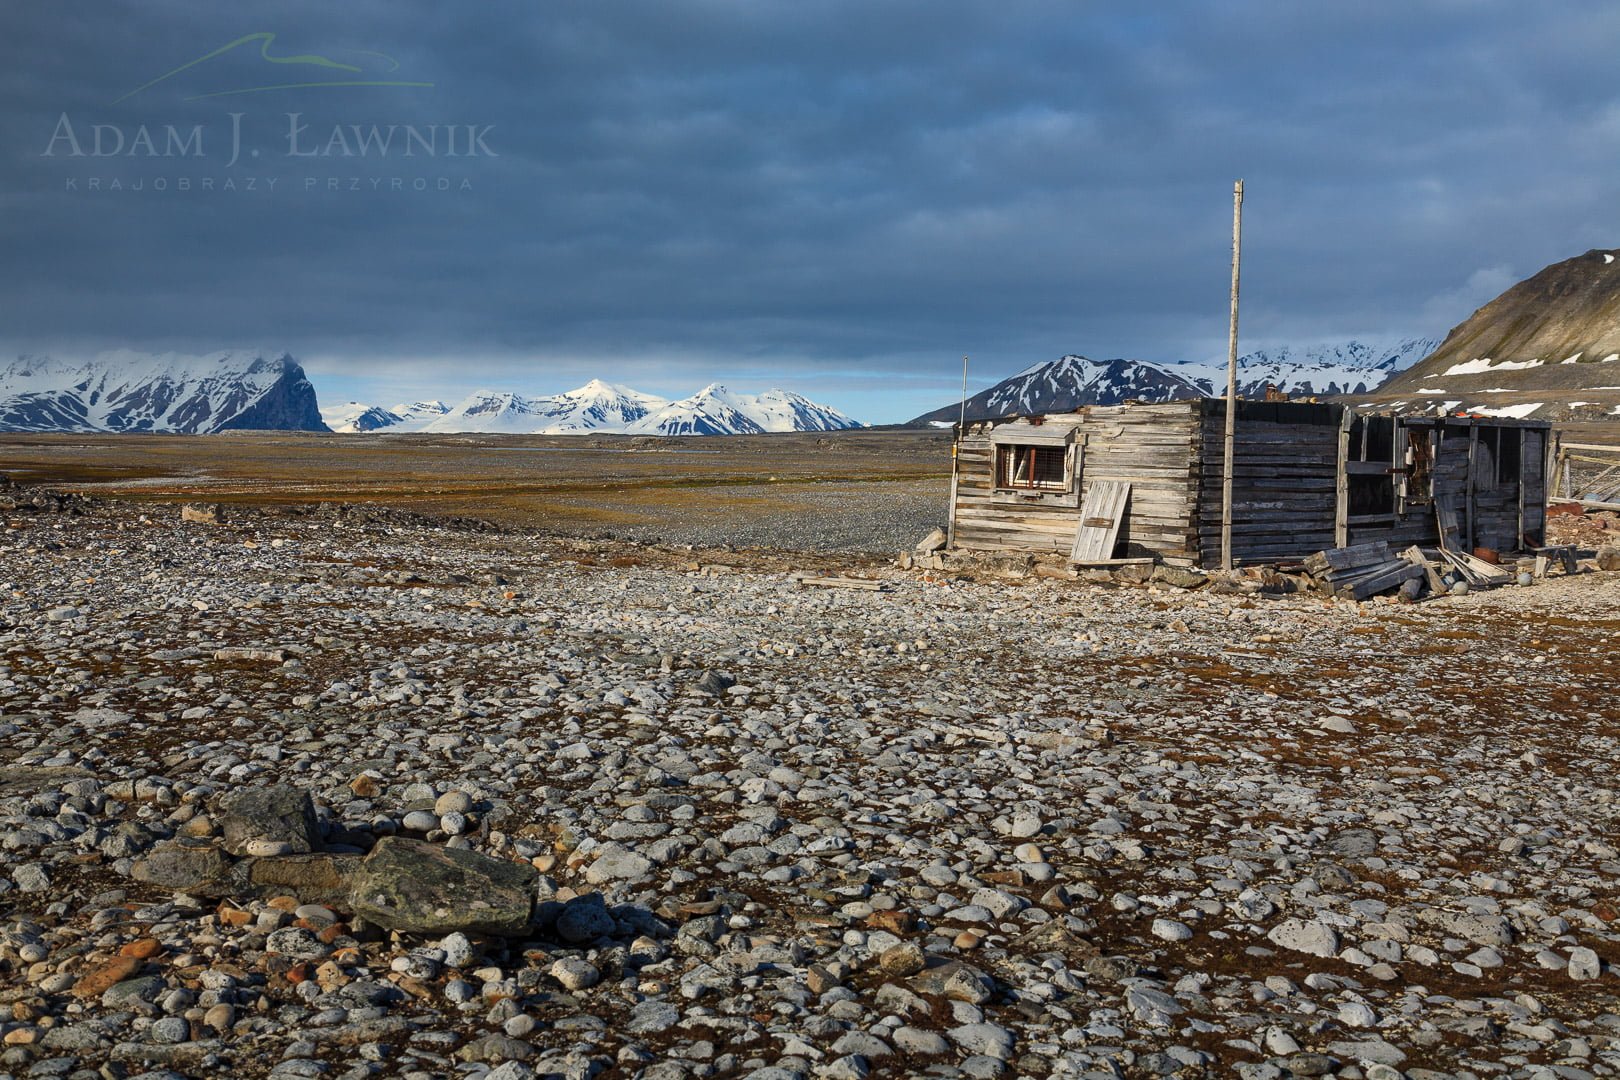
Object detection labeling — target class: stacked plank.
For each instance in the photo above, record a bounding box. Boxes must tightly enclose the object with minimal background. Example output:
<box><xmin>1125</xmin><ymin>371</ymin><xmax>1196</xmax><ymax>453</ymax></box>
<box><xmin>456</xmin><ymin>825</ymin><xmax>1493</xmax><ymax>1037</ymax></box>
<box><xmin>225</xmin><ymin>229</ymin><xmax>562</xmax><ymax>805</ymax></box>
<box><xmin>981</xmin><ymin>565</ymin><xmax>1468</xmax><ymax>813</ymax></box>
<box><xmin>1303</xmin><ymin>541</ymin><xmax>1425</xmax><ymax>600</ymax></box>
<box><xmin>1435</xmin><ymin>498</ymin><xmax>1513</xmax><ymax>587</ymax></box>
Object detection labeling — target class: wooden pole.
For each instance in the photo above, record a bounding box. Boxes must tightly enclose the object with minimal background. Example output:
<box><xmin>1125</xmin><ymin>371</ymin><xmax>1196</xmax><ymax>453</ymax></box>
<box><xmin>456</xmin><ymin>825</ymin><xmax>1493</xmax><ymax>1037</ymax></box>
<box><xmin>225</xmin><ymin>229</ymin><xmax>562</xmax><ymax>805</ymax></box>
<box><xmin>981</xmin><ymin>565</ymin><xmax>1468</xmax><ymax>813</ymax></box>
<box><xmin>1220</xmin><ymin>179</ymin><xmax>1244</xmax><ymax>570</ymax></box>
<box><xmin>946</xmin><ymin>355</ymin><xmax>968</xmax><ymax>549</ymax></box>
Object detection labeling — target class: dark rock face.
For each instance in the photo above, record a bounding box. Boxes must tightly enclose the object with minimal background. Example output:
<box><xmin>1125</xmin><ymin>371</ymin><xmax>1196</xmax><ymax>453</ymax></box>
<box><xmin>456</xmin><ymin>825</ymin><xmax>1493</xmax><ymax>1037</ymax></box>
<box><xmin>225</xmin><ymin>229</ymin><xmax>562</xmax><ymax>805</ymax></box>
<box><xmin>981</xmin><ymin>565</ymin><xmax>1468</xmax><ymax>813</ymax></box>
<box><xmin>347</xmin><ymin>836</ymin><xmax>539</xmax><ymax>936</ymax></box>
<box><xmin>0</xmin><ymin>352</ymin><xmax>330</xmax><ymax>433</ymax></box>
<box><xmin>217</xmin><ymin>785</ymin><xmax>321</xmax><ymax>856</ymax></box>
<box><xmin>213</xmin><ymin>358</ymin><xmax>326</xmax><ymax>432</ymax></box>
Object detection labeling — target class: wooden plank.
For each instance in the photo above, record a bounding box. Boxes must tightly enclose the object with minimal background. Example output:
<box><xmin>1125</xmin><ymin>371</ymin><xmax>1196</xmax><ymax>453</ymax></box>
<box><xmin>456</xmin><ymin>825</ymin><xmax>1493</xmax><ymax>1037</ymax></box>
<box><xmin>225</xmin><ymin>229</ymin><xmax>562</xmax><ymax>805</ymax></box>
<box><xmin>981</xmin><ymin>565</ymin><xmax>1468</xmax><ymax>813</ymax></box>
<box><xmin>1342</xmin><ymin>562</ymin><xmax>1424</xmax><ymax>601</ymax></box>
<box><xmin>1305</xmin><ymin>542</ymin><xmax>1393</xmax><ymax>573</ymax></box>
<box><xmin>1335</xmin><ymin>408</ymin><xmax>1352</xmax><ymax>548</ymax></box>
<box><xmin>1070</xmin><ymin>481</ymin><xmax>1131</xmax><ymax>563</ymax></box>
<box><xmin>1400</xmin><ymin>545</ymin><xmax>1446</xmax><ymax>595</ymax></box>
<box><xmin>1436</xmin><ymin>496</ymin><xmax>1463</xmax><ymax>553</ymax></box>
<box><xmin>1516</xmin><ymin>428</ymin><xmax>1527</xmax><ymax>552</ymax></box>
<box><xmin>792</xmin><ymin>575</ymin><xmax>889</xmax><ymax>592</ymax></box>
<box><xmin>1466</xmin><ymin>424</ymin><xmax>1478</xmax><ymax>551</ymax></box>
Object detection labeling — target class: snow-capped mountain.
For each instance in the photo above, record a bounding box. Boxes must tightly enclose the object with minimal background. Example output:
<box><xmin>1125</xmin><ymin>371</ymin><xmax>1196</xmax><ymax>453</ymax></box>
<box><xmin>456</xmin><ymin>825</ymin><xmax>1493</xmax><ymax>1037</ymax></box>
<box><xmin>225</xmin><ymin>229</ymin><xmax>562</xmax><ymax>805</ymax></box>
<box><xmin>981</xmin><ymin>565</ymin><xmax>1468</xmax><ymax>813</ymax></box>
<box><xmin>637</xmin><ymin>385</ymin><xmax>863</xmax><ymax>436</ymax></box>
<box><xmin>909</xmin><ymin>339</ymin><xmax>1439</xmax><ymax>425</ymax></box>
<box><xmin>389</xmin><ymin>400</ymin><xmax>450</xmax><ymax>427</ymax></box>
<box><xmin>321</xmin><ymin>401</ymin><xmax>402</xmax><ymax>433</ymax></box>
<box><xmin>1176</xmin><ymin>338</ymin><xmax>1441</xmax><ymax>399</ymax></box>
<box><xmin>348</xmin><ymin>380</ymin><xmax>863</xmax><ymax>436</ymax></box>
<box><xmin>0</xmin><ymin>351</ymin><xmax>327</xmax><ymax>433</ymax></box>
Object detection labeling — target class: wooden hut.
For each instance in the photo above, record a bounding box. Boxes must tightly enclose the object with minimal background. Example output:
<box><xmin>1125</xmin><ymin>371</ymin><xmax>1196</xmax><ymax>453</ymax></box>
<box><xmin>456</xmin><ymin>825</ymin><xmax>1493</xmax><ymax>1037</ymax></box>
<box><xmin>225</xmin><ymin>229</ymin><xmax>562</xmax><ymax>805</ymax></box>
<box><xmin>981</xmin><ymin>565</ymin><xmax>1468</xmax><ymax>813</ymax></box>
<box><xmin>948</xmin><ymin>399</ymin><xmax>1550</xmax><ymax>567</ymax></box>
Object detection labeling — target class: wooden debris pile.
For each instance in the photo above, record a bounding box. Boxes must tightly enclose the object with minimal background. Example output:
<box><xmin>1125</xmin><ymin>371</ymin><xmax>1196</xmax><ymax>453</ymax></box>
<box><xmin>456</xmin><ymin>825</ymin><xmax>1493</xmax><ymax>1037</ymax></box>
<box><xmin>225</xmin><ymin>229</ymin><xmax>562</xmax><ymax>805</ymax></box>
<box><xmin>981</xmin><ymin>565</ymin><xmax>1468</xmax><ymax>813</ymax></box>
<box><xmin>1303</xmin><ymin>542</ymin><xmax>1426</xmax><ymax>600</ymax></box>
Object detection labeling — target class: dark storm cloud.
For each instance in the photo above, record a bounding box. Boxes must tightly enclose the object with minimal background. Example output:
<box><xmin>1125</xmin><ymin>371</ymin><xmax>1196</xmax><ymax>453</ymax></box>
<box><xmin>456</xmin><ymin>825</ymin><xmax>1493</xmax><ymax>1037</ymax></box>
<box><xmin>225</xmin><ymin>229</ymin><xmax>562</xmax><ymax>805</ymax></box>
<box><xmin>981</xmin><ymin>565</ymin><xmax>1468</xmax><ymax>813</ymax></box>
<box><xmin>3</xmin><ymin>1</ymin><xmax>1620</xmax><ymax>419</ymax></box>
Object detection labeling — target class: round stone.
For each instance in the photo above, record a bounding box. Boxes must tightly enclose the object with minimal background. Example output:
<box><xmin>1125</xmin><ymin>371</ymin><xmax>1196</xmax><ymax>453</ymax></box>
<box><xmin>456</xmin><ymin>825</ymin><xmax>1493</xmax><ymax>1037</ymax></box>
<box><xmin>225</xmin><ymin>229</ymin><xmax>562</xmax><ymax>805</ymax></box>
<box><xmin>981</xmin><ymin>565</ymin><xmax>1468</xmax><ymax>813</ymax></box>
<box><xmin>401</xmin><ymin>810</ymin><xmax>438</xmax><ymax>832</ymax></box>
<box><xmin>434</xmin><ymin>791</ymin><xmax>473</xmax><ymax>816</ymax></box>
<box><xmin>149</xmin><ymin>1017</ymin><xmax>190</xmax><ymax>1044</ymax></box>
<box><xmin>548</xmin><ymin>956</ymin><xmax>601</xmax><ymax>991</ymax></box>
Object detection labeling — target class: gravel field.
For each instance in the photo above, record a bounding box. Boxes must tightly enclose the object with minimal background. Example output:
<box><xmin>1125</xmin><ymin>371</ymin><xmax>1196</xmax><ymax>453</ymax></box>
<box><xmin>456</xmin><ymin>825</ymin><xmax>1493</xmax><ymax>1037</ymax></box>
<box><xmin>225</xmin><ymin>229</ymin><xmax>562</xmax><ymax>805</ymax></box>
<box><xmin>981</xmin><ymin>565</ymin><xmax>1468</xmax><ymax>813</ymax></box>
<box><xmin>0</xmin><ymin>430</ymin><xmax>952</xmax><ymax>554</ymax></box>
<box><xmin>2</xmin><ymin>491</ymin><xmax>1620</xmax><ymax>1080</ymax></box>
<box><xmin>543</xmin><ymin>479</ymin><xmax>946</xmax><ymax>553</ymax></box>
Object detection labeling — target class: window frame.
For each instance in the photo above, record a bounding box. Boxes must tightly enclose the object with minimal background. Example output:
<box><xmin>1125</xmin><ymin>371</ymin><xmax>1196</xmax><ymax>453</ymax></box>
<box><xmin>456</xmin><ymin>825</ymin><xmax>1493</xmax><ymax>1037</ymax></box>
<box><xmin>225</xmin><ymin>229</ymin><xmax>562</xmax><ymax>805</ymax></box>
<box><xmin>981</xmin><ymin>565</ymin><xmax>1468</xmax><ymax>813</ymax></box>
<box><xmin>987</xmin><ymin>424</ymin><xmax>1082</xmax><ymax>506</ymax></box>
<box><xmin>996</xmin><ymin>443</ymin><xmax>1070</xmax><ymax>493</ymax></box>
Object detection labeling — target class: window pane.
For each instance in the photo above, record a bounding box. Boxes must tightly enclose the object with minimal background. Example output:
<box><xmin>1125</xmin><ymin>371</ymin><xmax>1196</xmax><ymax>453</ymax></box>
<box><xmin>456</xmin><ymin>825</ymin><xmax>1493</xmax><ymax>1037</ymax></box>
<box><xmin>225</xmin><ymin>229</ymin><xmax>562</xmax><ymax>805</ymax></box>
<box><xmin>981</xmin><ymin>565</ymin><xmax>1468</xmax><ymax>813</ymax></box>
<box><xmin>1032</xmin><ymin>448</ymin><xmax>1065</xmax><ymax>485</ymax></box>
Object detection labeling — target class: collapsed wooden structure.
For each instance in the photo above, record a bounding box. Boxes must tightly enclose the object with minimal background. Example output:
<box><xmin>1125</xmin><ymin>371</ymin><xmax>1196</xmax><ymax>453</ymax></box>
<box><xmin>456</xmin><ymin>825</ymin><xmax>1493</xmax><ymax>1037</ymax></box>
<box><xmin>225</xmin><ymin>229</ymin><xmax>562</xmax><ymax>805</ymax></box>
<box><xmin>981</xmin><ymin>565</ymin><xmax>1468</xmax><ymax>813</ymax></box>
<box><xmin>948</xmin><ymin>399</ymin><xmax>1551</xmax><ymax>568</ymax></box>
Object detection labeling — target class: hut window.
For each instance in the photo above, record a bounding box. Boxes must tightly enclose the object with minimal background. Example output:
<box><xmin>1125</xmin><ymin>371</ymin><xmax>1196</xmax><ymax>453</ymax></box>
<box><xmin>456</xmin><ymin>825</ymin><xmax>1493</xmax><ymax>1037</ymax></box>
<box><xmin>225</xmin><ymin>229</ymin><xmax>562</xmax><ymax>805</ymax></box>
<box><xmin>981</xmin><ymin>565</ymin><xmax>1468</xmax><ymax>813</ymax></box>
<box><xmin>1405</xmin><ymin>428</ymin><xmax>1433</xmax><ymax>503</ymax></box>
<box><xmin>997</xmin><ymin>445</ymin><xmax>1069</xmax><ymax>492</ymax></box>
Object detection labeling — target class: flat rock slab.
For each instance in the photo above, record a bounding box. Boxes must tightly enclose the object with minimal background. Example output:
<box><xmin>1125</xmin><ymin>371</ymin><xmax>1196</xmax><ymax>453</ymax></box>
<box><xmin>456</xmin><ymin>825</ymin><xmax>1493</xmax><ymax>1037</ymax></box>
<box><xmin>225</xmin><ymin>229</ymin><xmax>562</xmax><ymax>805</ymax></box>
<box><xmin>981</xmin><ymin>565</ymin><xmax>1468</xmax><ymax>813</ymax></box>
<box><xmin>348</xmin><ymin>836</ymin><xmax>538</xmax><ymax>936</ymax></box>
<box><xmin>130</xmin><ymin>841</ymin><xmax>232</xmax><ymax>895</ymax></box>
<box><xmin>217</xmin><ymin>785</ymin><xmax>319</xmax><ymax>856</ymax></box>
<box><xmin>0</xmin><ymin>765</ymin><xmax>94</xmax><ymax>796</ymax></box>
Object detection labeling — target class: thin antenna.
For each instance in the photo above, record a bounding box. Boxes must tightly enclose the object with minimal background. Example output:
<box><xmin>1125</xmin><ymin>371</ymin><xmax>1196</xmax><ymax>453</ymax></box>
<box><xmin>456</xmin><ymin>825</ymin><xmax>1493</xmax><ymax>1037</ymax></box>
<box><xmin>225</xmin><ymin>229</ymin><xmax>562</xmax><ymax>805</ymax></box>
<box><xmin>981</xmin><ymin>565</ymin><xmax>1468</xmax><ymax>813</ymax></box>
<box><xmin>958</xmin><ymin>354</ymin><xmax>970</xmax><ymax>434</ymax></box>
<box><xmin>1220</xmin><ymin>179</ymin><xmax>1244</xmax><ymax>571</ymax></box>
<box><xmin>947</xmin><ymin>355</ymin><xmax>969</xmax><ymax>549</ymax></box>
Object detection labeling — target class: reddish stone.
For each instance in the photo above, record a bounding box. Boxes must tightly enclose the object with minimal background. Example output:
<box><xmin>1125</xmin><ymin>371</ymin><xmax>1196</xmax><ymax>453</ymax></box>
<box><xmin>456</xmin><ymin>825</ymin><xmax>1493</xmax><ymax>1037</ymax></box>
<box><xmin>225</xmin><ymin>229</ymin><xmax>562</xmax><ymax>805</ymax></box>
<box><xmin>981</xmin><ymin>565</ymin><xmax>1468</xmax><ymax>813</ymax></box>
<box><xmin>119</xmin><ymin>938</ymin><xmax>161</xmax><ymax>960</ymax></box>
<box><xmin>72</xmin><ymin>956</ymin><xmax>140</xmax><ymax>998</ymax></box>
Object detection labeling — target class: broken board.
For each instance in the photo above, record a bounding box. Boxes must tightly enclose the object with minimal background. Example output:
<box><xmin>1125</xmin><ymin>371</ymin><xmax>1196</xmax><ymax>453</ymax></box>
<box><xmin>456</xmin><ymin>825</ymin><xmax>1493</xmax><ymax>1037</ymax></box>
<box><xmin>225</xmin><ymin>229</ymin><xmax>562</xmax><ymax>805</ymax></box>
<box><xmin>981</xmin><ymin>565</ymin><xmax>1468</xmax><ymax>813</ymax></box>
<box><xmin>1435</xmin><ymin>497</ymin><xmax>1465</xmax><ymax>553</ymax></box>
<box><xmin>1070</xmin><ymin>481</ymin><xmax>1130</xmax><ymax>564</ymax></box>
<box><xmin>1400</xmin><ymin>545</ymin><xmax>1446</xmax><ymax>595</ymax></box>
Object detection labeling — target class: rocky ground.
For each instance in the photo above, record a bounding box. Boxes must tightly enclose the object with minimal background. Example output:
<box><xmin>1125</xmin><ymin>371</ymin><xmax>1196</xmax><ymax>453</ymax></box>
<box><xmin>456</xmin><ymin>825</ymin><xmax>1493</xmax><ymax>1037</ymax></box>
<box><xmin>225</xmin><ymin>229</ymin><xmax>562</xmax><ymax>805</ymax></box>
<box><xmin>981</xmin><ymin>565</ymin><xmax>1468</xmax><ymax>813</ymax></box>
<box><xmin>2</xmin><ymin>492</ymin><xmax>1620</xmax><ymax>1080</ymax></box>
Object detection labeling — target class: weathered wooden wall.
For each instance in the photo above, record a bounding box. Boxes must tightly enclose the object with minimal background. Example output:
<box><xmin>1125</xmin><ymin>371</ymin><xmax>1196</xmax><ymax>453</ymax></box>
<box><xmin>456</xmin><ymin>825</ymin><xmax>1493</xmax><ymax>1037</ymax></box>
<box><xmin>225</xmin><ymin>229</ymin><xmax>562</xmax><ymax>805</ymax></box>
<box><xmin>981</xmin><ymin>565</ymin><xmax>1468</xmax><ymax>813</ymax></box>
<box><xmin>952</xmin><ymin>404</ymin><xmax>1202</xmax><ymax>558</ymax></box>
<box><xmin>1196</xmin><ymin>406</ymin><xmax>1339</xmax><ymax>565</ymax></box>
<box><xmin>1521</xmin><ymin>429</ymin><xmax>1547</xmax><ymax>548</ymax></box>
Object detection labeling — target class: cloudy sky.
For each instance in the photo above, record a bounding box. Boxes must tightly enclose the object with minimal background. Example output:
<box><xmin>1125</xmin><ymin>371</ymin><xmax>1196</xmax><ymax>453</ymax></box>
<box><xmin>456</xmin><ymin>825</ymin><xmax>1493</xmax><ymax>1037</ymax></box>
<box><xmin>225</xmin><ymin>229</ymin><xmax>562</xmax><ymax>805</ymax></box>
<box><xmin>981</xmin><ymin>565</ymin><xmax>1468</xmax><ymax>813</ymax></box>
<box><xmin>3</xmin><ymin>2</ymin><xmax>1619</xmax><ymax>423</ymax></box>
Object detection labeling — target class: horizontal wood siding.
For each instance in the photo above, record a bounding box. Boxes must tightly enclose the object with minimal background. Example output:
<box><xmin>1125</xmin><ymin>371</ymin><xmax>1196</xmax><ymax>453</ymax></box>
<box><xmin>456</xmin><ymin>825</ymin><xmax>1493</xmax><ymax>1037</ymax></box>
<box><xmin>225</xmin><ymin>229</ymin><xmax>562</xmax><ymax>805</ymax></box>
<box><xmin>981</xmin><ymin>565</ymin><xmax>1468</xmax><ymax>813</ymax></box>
<box><xmin>1521</xmin><ymin>429</ymin><xmax>1546</xmax><ymax>547</ymax></box>
<box><xmin>1196</xmin><ymin>416</ymin><xmax>1339</xmax><ymax>565</ymax></box>
<box><xmin>953</xmin><ymin>404</ymin><xmax>1202</xmax><ymax>558</ymax></box>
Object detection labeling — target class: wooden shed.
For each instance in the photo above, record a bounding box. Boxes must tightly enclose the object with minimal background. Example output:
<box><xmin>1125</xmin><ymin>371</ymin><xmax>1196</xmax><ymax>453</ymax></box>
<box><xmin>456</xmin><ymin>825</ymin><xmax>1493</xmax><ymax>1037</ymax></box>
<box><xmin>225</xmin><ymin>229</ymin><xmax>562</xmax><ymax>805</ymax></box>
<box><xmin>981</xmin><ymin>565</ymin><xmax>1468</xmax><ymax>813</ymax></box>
<box><xmin>948</xmin><ymin>399</ymin><xmax>1551</xmax><ymax>567</ymax></box>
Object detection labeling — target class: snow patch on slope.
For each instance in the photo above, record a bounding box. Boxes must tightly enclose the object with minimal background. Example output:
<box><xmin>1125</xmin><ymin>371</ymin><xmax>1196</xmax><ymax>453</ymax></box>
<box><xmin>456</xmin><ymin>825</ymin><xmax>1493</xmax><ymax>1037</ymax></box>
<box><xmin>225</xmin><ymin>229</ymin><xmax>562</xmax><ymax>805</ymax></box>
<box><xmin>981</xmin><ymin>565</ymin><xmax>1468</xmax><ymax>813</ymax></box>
<box><xmin>1441</xmin><ymin>357</ymin><xmax>1545</xmax><ymax>376</ymax></box>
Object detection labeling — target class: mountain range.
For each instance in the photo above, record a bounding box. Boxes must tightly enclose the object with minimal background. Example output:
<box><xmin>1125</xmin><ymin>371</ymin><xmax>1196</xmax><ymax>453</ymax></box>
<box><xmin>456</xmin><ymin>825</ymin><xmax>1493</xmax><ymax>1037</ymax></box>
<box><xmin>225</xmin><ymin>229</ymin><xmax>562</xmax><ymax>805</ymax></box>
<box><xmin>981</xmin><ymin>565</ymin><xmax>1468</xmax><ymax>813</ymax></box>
<box><xmin>324</xmin><ymin>381</ymin><xmax>863</xmax><ymax>436</ymax></box>
<box><xmin>908</xmin><ymin>339</ymin><xmax>1439</xmax><ymax>425</ymax></box>
<box><xmin>0</xmin><ymin>351</ymin><xmax>324</xmax><ymax>433</ymax></box>
<box><xmin>0</xmin><ymin>355</ymin><xmax>862</xmax><ymax>436</ymax></box>
<box><xmin>321</xmin><ymin>400</ymin><xmax>450</xmax><ymax>433</ymax></box>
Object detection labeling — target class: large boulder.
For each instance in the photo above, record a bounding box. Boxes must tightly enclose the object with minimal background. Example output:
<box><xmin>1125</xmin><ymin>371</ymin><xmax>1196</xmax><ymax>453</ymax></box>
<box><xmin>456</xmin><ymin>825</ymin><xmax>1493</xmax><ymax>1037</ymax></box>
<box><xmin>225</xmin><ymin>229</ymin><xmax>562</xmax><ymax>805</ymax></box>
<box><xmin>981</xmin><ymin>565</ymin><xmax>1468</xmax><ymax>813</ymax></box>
<box><xmin>217</xmin><ymin>785</ymin><xmax>320</xmax><ymax>856</ymax></box>
<box><xmin>347</xmin><ymin>837</ymin><xmax>538</xmax><ymax>936</ymax></box>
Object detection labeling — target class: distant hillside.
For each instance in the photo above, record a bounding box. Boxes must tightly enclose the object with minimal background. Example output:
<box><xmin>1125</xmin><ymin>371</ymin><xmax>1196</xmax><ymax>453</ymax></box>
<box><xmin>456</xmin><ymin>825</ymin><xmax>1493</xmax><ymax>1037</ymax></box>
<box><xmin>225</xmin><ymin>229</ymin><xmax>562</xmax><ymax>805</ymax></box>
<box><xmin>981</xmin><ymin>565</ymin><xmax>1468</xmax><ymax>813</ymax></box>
<box><xmin>1362</xmin><ymin>249</ymin><xmax>1620</xmax><ymax>422</ymax></box>
<box><xmin>909</xmin><ymin>339</ymin><xmax>1436</xmax><ymax>426</ymax></box>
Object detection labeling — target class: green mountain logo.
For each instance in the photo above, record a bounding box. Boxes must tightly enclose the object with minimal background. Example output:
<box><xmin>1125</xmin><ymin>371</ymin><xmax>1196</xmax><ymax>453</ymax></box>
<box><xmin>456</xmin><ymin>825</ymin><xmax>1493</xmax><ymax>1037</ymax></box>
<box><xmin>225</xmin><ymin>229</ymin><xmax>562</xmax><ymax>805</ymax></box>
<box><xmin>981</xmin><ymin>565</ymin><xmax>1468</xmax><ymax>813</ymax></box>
<box><xmin>116</xmin><ymin>32</ymin><xmax>432</xmax><ymax>103</ymax></box>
